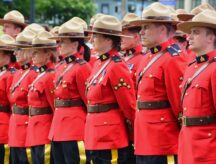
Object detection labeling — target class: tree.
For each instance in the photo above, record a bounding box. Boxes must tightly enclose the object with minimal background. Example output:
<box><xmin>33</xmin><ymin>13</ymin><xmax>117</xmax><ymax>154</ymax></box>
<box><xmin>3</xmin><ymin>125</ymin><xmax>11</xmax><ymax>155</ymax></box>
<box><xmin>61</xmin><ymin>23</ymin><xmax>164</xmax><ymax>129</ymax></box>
<box><xmin>0</xmin><ymin>0</ymin><xmax>96</xmax><ymax>26</ymax></box>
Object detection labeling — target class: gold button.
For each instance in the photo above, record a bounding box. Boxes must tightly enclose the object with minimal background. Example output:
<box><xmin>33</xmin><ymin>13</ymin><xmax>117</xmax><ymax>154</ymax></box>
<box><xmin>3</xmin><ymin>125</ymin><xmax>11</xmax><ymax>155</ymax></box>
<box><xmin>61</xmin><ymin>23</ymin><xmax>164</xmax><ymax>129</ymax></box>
<box><xmin>137</xmin><ymin>95</ymin><xmax>140</xmax><ymax>98</ymax></box>
<box><xmin>183</xmin><ymin>107</ymin><xmax>187</xmax><ymax>111</ymax></box>
<box><xmin>25</xmin><ymin>121</ymin><xmax>28</xmax><ymax>124</ymax></box>
<box><xmin>160</xmin><ymin>117</ymin><xmax>164</xmax><ymax>121</ymax></box>
<box><xmin>98</xmin><ymin>62</ymin><xmax>101</xmax><ymax>66</ymax></box>
<box><xmin>208</xmin><ymin>133</ymin><xmax>212</xmax><ymax>137</ymax></box>
<box><xmin>195</xmin><ymin>84</ymin><xmax>199</xmax><ymax>87</ymax></box>
<box><xmin>64</xmin><ymin>65</ymin><xmax>67</xmax><ymax>68</ymax></box>
<box><xmin>134</xmin><ymin>72</ymin><xmax>136</xmax><ymax>76</ymax></box>
<box><xmin>21</xmin><ymin>88</ymin><xmax>23</xmax><ymax>91</ymax></box>
<box><xmin>88</xmin><ymin>100</ymin><xmax>90</xmax><ymax>104</ymax></box>
<box><xmin>185</xmin><ymin>92</ymin><xmax>188</xmax><ymax>96</ymax></box>
<box><xmin>194</xmin><ymin>65</ymin><xmax>198</xmax><ymax>68</ymax></box>
<box><xmin>139</xmin><ymin>81</ymin><xmax>142</xmax><ymax>84</ymax></box>
<box><xmin>149</xmin><ymin>55</ymin><xmax>152</xmax><ymax>58</ymax></box>
<box><xmin>149</xmin><ymin>74</ymin><xmax>153</xmax><ymax>78</ymax></box>
<box><xmin>179</xmin><ymin>85</ymin><xmax>182</xmax><ymax>88</ymax></box>
<box><xmin>104</xmin><ymin>121</ymin><xmax>107</xmax><ymax>124</ymax></box>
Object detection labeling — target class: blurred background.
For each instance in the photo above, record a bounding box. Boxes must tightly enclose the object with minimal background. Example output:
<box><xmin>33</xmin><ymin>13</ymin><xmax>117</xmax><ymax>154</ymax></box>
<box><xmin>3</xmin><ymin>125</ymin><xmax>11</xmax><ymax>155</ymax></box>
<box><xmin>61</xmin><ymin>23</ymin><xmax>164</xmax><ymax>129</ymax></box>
<box><xmin>0</xmin><ymin>0</ymin><xmax>215</xmax><ymax>28</ymax></box>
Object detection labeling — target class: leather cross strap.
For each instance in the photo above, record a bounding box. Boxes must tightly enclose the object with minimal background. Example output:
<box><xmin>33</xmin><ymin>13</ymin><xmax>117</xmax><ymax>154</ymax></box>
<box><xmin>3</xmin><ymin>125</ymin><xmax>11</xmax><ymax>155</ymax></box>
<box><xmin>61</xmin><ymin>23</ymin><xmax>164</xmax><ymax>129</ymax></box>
<box><xmin>136</xmin><ymin>49</ymin><xmax>167</xmax><ymax>88</ymax></box>
<box><xmin>181</xmin><ymin>57</ymin><xmax>216</xmax><ymax>104</ymax></box>
<box><xmin>85</xmin><ymin>58</ymin><xmax>112</xmax><ymax>94</ymax></box>
<box><xmin>137</xmin><ymin>100</ymin><xmax>171</xmax><ymax>110</ymax></box>
<box><xmin>11</xmin><ymin>69</ymin><xmax>31</xmax><ymax>93</ymax></box>
<box><xmin>182</xmin><ymin>115</ymin><xmax>216</xmax><ymax>126</ymax></box>
<box><xmin>87</xmin><ymin>103</ymin><xmax>119</xmax><ymax>113</ymax></box>
<box><xmin>55</xmin><ymin>62</ymin><xmax>76</xmax><ymax>87</ymax></box>
<box><xmin>54</xmin><ymin>99</ymin><xmax>85</xmax><ymax>108</ymax></box>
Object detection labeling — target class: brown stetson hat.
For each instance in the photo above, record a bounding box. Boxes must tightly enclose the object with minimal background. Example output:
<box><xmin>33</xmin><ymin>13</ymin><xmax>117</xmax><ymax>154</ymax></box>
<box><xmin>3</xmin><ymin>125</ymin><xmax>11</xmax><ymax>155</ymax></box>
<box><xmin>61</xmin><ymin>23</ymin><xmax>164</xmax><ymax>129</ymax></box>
<box><xmin>0</xmin><ymin>10</ymin><xmax>27</xmax><ymax>27</ymax></box>
<box><xmin>178</xmin><ymin>10</ymin><xmax>216</xmax><ymax>34</ymax></box>
<box><xmin>0</xmin><ymin>34</ymin><xmax>16</xmax><ymax>51</ymax></box>
<box><xmin>130</xmin><ymin>2</ymin><xmax>179</xmax><ymax>27</ymax></box>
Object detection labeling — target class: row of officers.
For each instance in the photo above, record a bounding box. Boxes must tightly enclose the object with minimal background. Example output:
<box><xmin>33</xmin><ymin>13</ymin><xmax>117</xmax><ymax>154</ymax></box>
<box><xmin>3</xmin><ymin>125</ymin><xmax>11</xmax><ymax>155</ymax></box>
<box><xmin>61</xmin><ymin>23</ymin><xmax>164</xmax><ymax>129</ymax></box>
<box><xmin>0</xmin><ymin>2</ymin><xmax>215</xmax><ymax>164</ymax></box>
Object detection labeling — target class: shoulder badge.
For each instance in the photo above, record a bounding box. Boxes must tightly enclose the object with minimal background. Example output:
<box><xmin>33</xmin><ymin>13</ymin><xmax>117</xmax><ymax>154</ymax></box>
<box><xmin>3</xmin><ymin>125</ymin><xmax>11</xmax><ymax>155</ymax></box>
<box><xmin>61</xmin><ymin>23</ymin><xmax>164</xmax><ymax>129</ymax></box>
<box><xmin>48</xmin><ymin>68</ymin><xmax>55</xmax><ymax>73</ymax></box>
<box><xmin>31</xmin><ymin>65</ymin><xmax>38</xmax><ymax>71</ymax></box>
<box><xmin>9</xmin><ymin>67</ymin><xmax>16</xmax><ymax>74</ymax></box>
<box><xmin>76</xmin><ymin>59</ymin><xmax>86</xmax><ymax>65</ymax></box>
<box><xmin>167</xmin><ymin>44</ymin><xmax>181</xmax><ymax>57</ymax></box>
<box><xmin>112</xmin><ymin>55</ymin><xmax>122</xmax><ymax>62</ymax></box>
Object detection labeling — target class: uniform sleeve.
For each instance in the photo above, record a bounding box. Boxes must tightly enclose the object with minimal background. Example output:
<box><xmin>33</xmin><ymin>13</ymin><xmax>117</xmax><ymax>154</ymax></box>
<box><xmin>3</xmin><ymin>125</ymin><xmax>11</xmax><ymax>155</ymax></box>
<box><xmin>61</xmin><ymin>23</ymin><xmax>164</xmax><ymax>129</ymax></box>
<box><xmin>211</xmin><ymin>68</ymin><xmax>216</xmax><ymax>109</ymax></box>
<box><xmin>109</xmin><ymin>62</ymin><xmax>136</xmax><ymax>122</ymax></box>
<box><xmin>76</xmin><ymin>63</ymin><xmax>92</xmax><ymax>105</ymax></box>
<box><xmin>44</xmin><ymin>73</ymin><xmax>55</xmax><ymax>111</ymax></box>
<box><xmin>6</xmin><ymin>73</ymin><xmax>14</xmax><ymax>107</ymax></box>
<box><xmin>164</xmin><ymin>56</ymin><xmax>187</xmax><ymax>118</ymax></box>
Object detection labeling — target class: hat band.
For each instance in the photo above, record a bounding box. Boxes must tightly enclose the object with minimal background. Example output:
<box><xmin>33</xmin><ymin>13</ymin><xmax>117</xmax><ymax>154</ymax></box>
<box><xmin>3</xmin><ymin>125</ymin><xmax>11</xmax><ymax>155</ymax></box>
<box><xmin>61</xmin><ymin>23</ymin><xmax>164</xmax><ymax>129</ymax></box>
<box><xmin>93</xmin><ymin>27</ymin><xmax>122</xmax><ymax>34</ymax></box>
<box><xmin>32</xmin><ymin>43</ymin><xmax>57</xmax><ymax>47</ymax></box>
<box><xmin>59</xmin><ymin>32</ymin><xmax>85</xmax><ymax>37</ymax></box>
<box><xmin>16</xmin><ymin>41</ymin><xmax>32</xmax><ymax>45</ymax></box>
<box><xmin>142</xmin><ymin>16</ymin><xmax>173</xmax><ymax>21</ymax></box>
<box><xmin>0</xmin><ymin>45</ymin><xmax>14</xmax><ymax>50</ymax></box>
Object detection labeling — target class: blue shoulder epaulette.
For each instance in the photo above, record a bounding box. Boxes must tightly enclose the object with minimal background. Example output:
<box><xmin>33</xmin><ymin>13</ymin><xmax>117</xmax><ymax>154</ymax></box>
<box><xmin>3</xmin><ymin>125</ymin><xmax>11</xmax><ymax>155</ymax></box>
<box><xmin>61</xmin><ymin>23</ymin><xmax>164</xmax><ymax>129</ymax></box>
<box><xmin>31</xmin><ymin>65</ymin><xmax>38</xmax><ymax>71</ymax></box>
<box><xmin>76</xmin><ymin>59</ymin><xmax>86</xmax><ymax>65</ymax></box>
<box><xmin>48</xmin><ymin>68</ymin><xmax>55</xmax><ymax>73</ymax></box>
<box><xmin>9</xmin><ymin>67</ymin><xmax>16</xmax><ymax>74</ymax></box>
<box><xmin>167</xmin><ymin>44</ymin><xmax>182</xmax><ymax>57</ymax></box>
<box><xmin>112</xmin><ymin>55</ymin><xmax>122</xmax><ymax>62</ymax></box>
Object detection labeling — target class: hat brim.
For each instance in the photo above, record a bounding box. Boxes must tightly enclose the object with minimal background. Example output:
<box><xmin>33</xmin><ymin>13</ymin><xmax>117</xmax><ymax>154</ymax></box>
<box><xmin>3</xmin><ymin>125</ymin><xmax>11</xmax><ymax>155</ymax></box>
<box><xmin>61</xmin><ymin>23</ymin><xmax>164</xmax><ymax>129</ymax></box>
<box><xmin>0</xmin><ymin>47</ymin><xmax>15</xmax><ymax>51</ymax></box>
<box><xmin>177</xmin><ymin>21</ymin><xmax>216</xmax><ymax>34</ymax></box>
<box><xmin>0</xmin><ymin>19</ymin><xmax>27</xmax><ymax>27</ymax></box>
<box><xmin>130</xmin><ymin>19</ymin><xmax>179</xmax><ymax>27</ymax></box>
<box><xmin>177</xmin><ymin>14</ymin><xmax>194</xmax><ymax>21</ymax></box>
<box><xmin>91</xmin><ymin>30</ymin><xmax>133</xmax><ymax>38</ymax></box>
<box><xmin>31</xmin><ymin>45</ymin><xmax>57</xmax><ymax>49</ymax></box>
<box><xmin>122</xmin><ymin>24</ymin><xmax>141</xmax><ymax>30</ymax></box>
<box><xmin>10</xmin><ymin>43</ymin><xmax>32</xmax><ymax>48</ymax></box>
<box><xmin>49</xmin><ymin>35</ymin><xmax>88</xmax><ymax>40</ymax></box>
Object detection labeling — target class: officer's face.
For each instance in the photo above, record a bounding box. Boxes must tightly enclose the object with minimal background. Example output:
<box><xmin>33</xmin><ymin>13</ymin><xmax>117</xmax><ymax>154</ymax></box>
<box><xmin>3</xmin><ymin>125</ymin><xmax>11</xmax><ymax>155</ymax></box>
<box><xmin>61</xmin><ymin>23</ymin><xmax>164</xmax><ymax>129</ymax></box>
<box><xmin>14</xmin><ymin>48</ymin><xmax>32</xmax><ymax>64</ymax></box>
<box><xmin>188</xmin><ymin>27</ymin><xmax>215</xmax><ymax>54</ymax></box>
<box><xmin>140</xmin><ymin>23</ymin><xmax>164</xmax><ymax>48</ymax></box>
<box><xmin>32</xmin><ymin>49</ymin><xmax>50</xmax><ymax>66</ymax></box>
<box><xmin>3</xmin><ymin>23</ymin><xmax>21</xmax><ymax>38</ymax></box>
<box><xmin>92</xmin><ymin>33</ymin><xmax>111</xmax><ymax>54</ymax></box>
<box><xmin>0</xmin><ymin>51</ymin><xmax>9</xmax><ymax>66</ymax></box>
<box><xmin>121</xmin><ymin>29</ymin><xmax>138</xmax><ymax>50</ymax></box>
<box><xmin>59</xmin><ymin>38</ymin><xmax>78</xmax><ymax>57</ymax></box>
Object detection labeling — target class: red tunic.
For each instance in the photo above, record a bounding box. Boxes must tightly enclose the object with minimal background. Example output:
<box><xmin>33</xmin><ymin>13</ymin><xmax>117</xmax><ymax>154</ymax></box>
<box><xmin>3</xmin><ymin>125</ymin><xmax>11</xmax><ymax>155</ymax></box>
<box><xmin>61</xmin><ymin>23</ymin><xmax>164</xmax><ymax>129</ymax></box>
<box><xmin>26</xmin><ymin>63</ymin><xmax>55</xmax><ymax>147</ymax></box>
<box><xmin>85</xmin><ymin>49</ymin><xmax>136</xmax><ymax>150</ymax></box>
<box><xmin>49</xmin><ymin>53</ymin><xmax>91</xmax><ymax>141</ymax></box>
<box><xmin>0</xmin><ymin>65</ymin><xmax>15</xmax><ymax>144</ymax></box>
<box><xmin>123</xmin><ymin>44</ymin><xmax>144</xmax><ymax>92</ymax></box>
<box><xmin>8</xmin><ymin>64</ymin><xmax>38</xmax><ymax>147</ymax></box>
<box><xmin>135</xmin><ymin>40</ymin><xmax>187</xmax><ymax>155</ymax></box>
<box><xmin>178</xmin><ymin>50</ymin><xmax>216</xmax><ymax>164</ymax></box>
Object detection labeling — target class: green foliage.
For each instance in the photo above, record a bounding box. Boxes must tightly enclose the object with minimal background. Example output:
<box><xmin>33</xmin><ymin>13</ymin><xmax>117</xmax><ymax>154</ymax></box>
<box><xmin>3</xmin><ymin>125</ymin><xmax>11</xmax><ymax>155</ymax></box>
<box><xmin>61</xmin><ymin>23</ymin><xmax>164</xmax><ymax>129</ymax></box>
<box><xmin>0</xmin><ymin>0</ymin><xmax>96</xmax><ymax>26</ymax></box>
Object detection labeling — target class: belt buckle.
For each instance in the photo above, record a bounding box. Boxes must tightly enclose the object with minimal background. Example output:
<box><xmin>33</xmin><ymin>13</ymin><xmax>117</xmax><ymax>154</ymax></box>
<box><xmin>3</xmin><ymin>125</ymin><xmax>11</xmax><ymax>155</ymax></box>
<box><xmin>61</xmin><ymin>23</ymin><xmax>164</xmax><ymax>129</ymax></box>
<box><xmin>94</xmin><ymin>104</ymin><xmax>100</xmax><ymax>112</ymax></box>
<box><xmin>182</xmin><ymin>116</ymin><xmax>187</xmax><ymax>126</ymax></box>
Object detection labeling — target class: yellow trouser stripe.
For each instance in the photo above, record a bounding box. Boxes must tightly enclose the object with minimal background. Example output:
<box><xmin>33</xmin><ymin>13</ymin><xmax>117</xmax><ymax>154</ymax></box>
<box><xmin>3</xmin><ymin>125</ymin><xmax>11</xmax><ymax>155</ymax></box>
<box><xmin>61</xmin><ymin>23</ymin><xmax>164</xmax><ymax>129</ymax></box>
<box><xmin>167</xmin><ymin>155</ymin><xmax>175</xmax><ymax>164</ymax></box>
<box><xmin>77</xmin><ymin>141</ymin><xmax>86</xmax><ymax>164</ymax></box>
<box><xmin>4</xmin><ymin>144</ymin><xmax>10</xmax><ymax>164</ymax></box>
<box><xmin>26</xmin><ymin>147</ymin><xmax>32</xmax><ymax>164</ymax></box>
<box><xmin>111</xmin><ymin>149</ymin><xmax>118</xmax><ymax>164</ymax></box>
<box><xmin>45</xmin><ymin>144</ymin><xmax>51</xmax><ymax>164</ymax></box>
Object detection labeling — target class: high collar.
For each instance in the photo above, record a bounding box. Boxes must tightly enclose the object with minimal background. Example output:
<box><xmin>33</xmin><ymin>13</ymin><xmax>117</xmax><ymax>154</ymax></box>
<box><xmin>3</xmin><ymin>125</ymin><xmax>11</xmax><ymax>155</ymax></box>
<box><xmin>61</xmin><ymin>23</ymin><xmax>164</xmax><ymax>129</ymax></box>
<box><xmin>99</xmin><ymin>49</ymin><xmax>118</xmax><ymax>62</ymax></box>
<box><xmin>124</xmin><ymin>44</ymin><xmax>143</xmax><ymax>57</ymax></box>
<box><xmin>64</xmin><ymin>51</ymin><xmax>81</xmax><ymax>64</ymax></box>
<box><xmin>37</xmin><ymin>62</ymin><xmax>54</xmax><ymax>73</ymax></box>
<box><xmin>21</xmin><ymin>63</ymin><xmax>31</xmax><ymax>70</ymax></box>
<box><xmin>149</xmin><ymin>40</ymin><xmax>171</xmax><ymax>54</ymax></box>
<box><xmin>0</xmin><ymin>64</ymin><xmax>8</xmax><ymax>72</ymax></box>
<box><xmin>196</xmin><ymin>50</ymin><xmax>216</xmax><ymax>64</ymax></box>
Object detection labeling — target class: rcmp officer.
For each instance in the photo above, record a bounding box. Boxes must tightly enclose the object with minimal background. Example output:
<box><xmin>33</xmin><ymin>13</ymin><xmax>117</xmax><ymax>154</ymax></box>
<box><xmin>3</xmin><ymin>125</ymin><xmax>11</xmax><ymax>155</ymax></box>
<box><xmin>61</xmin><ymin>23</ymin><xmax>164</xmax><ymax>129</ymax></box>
<box><xmin>85</xmin><ymin>15</ymin><xmax>136</xmax><ymax>163</ymax></box>
<box><xmin>48</xmin><ymin>20</ymin><xmax>92</xmax><ymax>164</ymax></box>
<box><xmin>121</xmin><ymin>13</ymin><xmax>144</xmax><ymax>91</ymax></box>
<box><xmin>0</xmin><ymin>10</ymin><xmax>27</xmax><ymax>38</ymax></box>
<box><xmin>0</xmin><ymin>34</ymin><xmax>16</xmax><ymax>164</ymax></box>
<box><xmin>8</xmin><ymin>29</ymin><xmax>38</xmax><ymax>164</ymax></box>
<box><xmin>177</xmin><ymin>10</ymin><xmax>216</xmax><ymax>164</ymax></box>
<box><xmin>25</xmin><ymin>31</ymin><xmax>56</xmax><ymax>164</ymax></box>
<box><xmin>130</xmin><ymin>3</ymin><xmax>187</xmax><ymax>164</ymax></box>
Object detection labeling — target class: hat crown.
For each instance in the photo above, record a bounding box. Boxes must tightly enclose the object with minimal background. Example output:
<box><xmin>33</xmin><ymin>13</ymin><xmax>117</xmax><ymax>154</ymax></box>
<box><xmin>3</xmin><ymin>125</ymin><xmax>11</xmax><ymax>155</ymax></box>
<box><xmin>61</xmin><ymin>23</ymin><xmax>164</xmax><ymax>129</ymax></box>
<box><xmin>191</xmin><ymin>2</ymin><xmax>214</xmax><ymax>15</ymax></box>
<box><xmin>0</xmin><ymin>34</ymin><xmax>15</xmax><ymax>45</ymax></box>
<box><xmin>192</xmin><ymin>9</ymin><xmax>216</xmax><ymax>24</ymax></box>
<box><xmin>32</xmin><ymin>31</ymin><xmax>56</xmax><ymax>46</ymax></box>
<box><xmin>122</xmin><ymin>13</ymin><xmax>140</xmax><ymax>26</ymax></box>
<box><xmin>59</xmin><ymin>21</ymin><xmax>84</xmax><ymax>35</ymax></box>
<box><xmin>4</xmin><ymin>10</ymin><xmax>24</xmax><ymax>24</ymax></box>
<box><xmin>16</xmin><ymin>29</ymin><xmax>36</xmax><ymax>44</ymax></box>
<box><xmin>142</xmin><ymin>2</ymin><xmax>174</xmax><ymax>18</ymax></box>
<box><xmin>24</xmin><ymin>23</ymin><xmax>45</xmax><ymax>34</ymax></box>
<box><xmin>90</xmin><ymin>13</ymin><xmax>104</xmax><ymax>27</ymax></box>
<box><xmin>93</xmin><ymin>15</ymin><xmax>122</xmax><ymax>32</ymax></box>
<box><xmin>71</xmin><ymin>17</ymin><xmax>87</xmax><ymax>30</ymax></box>
<box><xmin>50</xmin><ymin>26</ymin><xmax>60</xmax><ymax>35</ymax></box>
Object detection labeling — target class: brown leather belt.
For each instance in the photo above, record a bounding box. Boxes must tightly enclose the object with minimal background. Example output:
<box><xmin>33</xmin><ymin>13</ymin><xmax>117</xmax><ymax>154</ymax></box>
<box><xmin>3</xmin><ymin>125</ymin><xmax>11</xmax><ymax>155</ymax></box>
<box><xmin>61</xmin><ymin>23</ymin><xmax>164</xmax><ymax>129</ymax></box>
<box><xmin>182</xmin><ymin>115</ymin><xmax>216</xmax><ymax>126</ymax></box>
<box><xmin>0</xmin><ymin>105</ymin><xmax>10</xmax><ymax>113</ymax></box>
<box><xmin>54</xmin><ymin>99</ymin><xmax>85</xmax><ymax>108</ymax></box>
<box><xmin>29</xmin><ymin>107</ymin><xmax>52</xmax><ymax>116</ymax></box>
<box><xmin>137</xmin><ymin>100</ymin><xmax>171</xmax><ymax>110</ymax></box>
<box><xmin>13</xmin><ymin>105</ymin><xmax>29</xmax><ymax>115</ymax></box>
<box><xmin>87</xmin><ymin>103</ymin><xmax>119</xmax><ymax>113</ymax></box>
